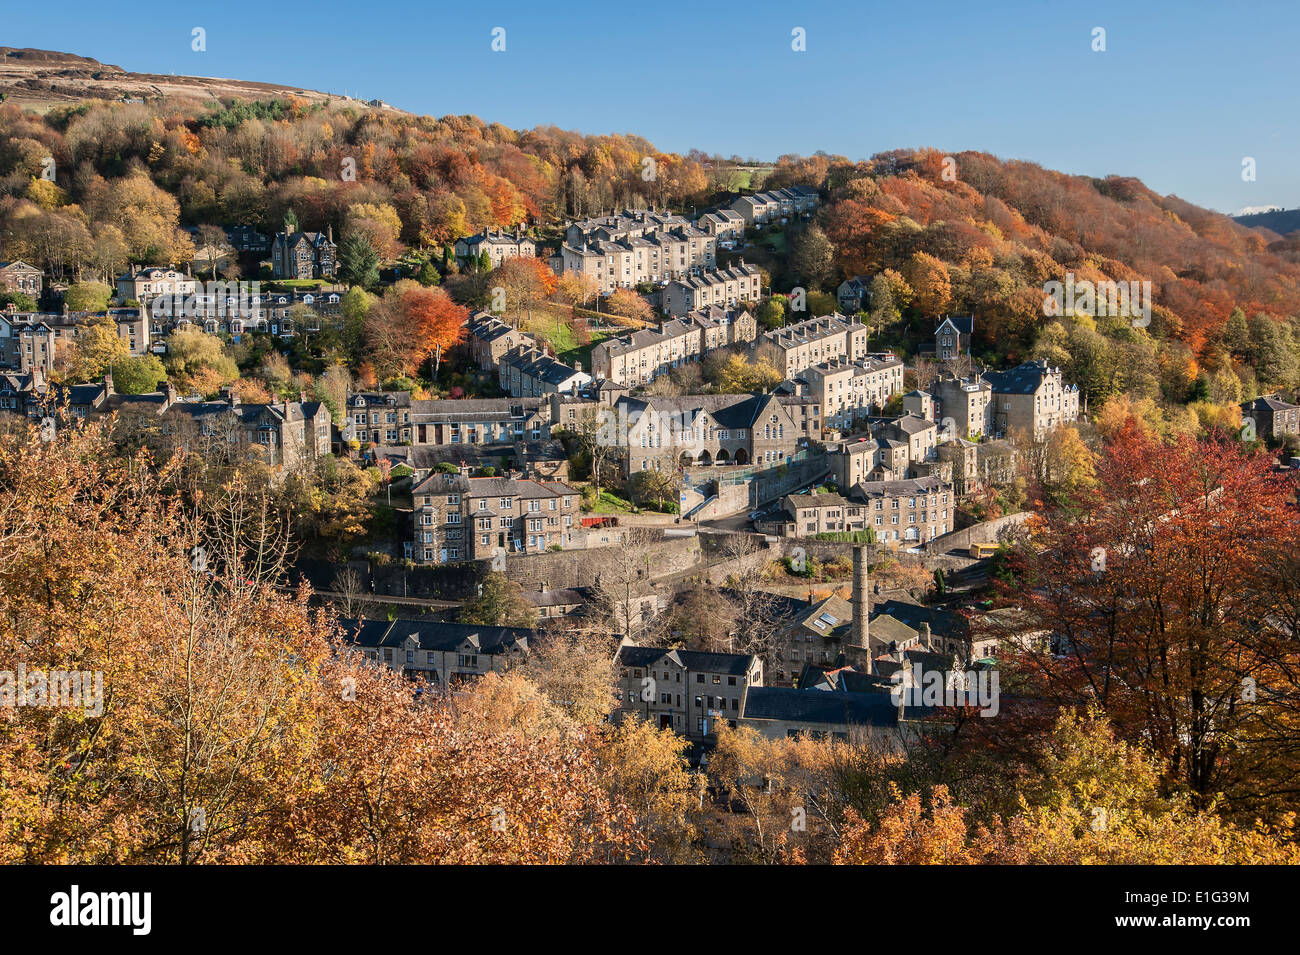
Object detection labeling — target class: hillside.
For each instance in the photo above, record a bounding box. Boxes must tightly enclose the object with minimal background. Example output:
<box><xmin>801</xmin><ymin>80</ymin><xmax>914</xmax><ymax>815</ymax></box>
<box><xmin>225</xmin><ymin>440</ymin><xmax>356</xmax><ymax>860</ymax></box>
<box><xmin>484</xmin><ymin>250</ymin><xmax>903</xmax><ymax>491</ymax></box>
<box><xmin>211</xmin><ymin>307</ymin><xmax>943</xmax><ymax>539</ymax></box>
<box><xmin>2</xmin><ymin>51</ymin><xmax>1300</xmax><ymax>411</ymax></box>
<box><xmin>0</xmin><ymin>47</ymin><xmax>397</xmax><ymax>113</ymax></box>
<box><xmin>1233</xmin><ymin>207</ymin><xmax>1300</xmax><ymax>237</ymax></box>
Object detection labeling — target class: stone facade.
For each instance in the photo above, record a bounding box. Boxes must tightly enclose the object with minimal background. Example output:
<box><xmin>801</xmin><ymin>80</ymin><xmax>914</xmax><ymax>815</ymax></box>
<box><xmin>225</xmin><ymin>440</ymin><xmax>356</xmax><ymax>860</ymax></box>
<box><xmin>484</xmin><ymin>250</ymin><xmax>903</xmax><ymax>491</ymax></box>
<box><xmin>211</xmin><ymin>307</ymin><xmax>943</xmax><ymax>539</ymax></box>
<box><xmin>589</xmin><ymin>306</ymin><xmax>756</xmax><ymax>386</ymax></box>
<box><xmin>614</xmin><ymin>640</ymin><xmax>763</xmax><ymax>738</ymax></box>
<box><xmin>760</xmin><ymin>313</ymin><xmax>869</xmax><ymax>379</ymax></box>
<box><xmin>797</xmin><ymin>353</ymin><xmax>904</xmax><ymax>433</ymax></box>
<box><xmin>408</xmin><ymin>472</ymin><xmax>581</xmax><ymax>565</ymax></box>
<box><xmin>662</xmin><ymin>263</ymin><xmax>762</xmax><ymax>318</ymax></box>
<box><xmin>270</xmin><ymin>229</ymin><xmax>336</xmax><ymax>280</ymax></box>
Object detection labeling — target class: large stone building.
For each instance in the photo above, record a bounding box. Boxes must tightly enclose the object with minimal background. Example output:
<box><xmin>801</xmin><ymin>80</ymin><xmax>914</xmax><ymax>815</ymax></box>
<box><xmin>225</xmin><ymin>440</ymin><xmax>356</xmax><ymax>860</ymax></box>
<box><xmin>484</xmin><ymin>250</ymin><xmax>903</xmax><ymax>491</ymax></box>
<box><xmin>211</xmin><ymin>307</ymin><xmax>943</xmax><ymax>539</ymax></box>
<box><xmin>454</xmin><ymin>228</ymin><xmax>536</xmax><ymax>269</ymax></box>
<box><xmin>611</xmin><ymin>391</ymin><xmax>806</xmax><ymax>475</ymax></box>
<box><xmin>0</xmin><ymin>260</ymin><xmax>43</xmax><ymax>300</ymax></box>
<box><xmin>614</xmin><ymin>640</ymin><xmax>763</xmax><ymax>738</ymax></box>
<box><xmin>767</xmin><ymin>476</ymin><xmax>954</xmax><ymax>546</ymax></box>
<box><xmin>271</xmin><ymin>228</ymin><xmax>336</xmax><ymax>280</ymax></box>
<box><xmin>160</xmin><ymin>394</ymin><xmax>332</xmax><ymax>471</ymax></box>
<box><xmin>408</xmin><ymin>472</ymin><xmax>581</xmax><ymax>564</ymax></box>
<box><xmin>662</xmin><ymin>263</ymin><xmax>763</xmax><ymax>318</ymax></box>
<box><xmin>589</xmin><ymin>306</ymin><xmax>756</xmax><ymax>386</ymax></box>
<box><xmin>932</xmin><ymin>372</ymin><xmax>993</xmax><ymax>440</ymax></box>
<box><xmin>760</xmin><ymin>313</ymin><xmax>869</xmax><ymax>379</ymax></box>
<box><xmin>797</xmin><ymin>353</ymin><xmax>905</xmax><ymax>433</ymax></box>
<box><xmin>555</xmin><ymin>211</ymin><xmax>716</xmax><ymax>293</ymax></box>
<box><xmin>982</xmin><ymin>359</ymin><xmax>1080</xmax><ymax>438</ymax></box>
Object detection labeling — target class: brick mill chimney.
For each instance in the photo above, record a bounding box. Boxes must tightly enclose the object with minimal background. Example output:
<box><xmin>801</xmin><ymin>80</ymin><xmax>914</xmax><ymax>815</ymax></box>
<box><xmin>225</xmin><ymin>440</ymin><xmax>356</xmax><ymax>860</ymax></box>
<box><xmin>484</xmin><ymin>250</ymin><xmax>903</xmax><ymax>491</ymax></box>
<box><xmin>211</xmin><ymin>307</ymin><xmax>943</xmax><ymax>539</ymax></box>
<box><xmin>851</xmin><ymin>544</ymin><xmax>871</xmax><ymax>672</ymax></box>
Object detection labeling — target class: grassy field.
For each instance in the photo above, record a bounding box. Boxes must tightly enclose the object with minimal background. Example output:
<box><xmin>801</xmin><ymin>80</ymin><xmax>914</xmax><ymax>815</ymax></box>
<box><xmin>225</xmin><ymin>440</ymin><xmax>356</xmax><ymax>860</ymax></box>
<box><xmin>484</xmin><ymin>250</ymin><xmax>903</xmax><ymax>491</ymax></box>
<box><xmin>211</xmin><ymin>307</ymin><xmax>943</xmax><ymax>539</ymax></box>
<box><xmin>521</xmin><ymin>305</ymin><xmax>617</xmax><ymax>369</ymax></box>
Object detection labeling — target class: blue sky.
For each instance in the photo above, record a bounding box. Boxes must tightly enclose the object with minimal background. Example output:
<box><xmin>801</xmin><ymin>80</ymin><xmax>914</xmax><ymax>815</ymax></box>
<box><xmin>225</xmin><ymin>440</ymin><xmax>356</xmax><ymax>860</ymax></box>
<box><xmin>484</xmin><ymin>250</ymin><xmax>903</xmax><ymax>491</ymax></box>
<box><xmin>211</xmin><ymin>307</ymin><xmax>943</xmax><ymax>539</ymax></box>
<box><xmin>7</xmin><ymin>0</ymin><xmax>1298</xmax><ymax>213</ymax></box>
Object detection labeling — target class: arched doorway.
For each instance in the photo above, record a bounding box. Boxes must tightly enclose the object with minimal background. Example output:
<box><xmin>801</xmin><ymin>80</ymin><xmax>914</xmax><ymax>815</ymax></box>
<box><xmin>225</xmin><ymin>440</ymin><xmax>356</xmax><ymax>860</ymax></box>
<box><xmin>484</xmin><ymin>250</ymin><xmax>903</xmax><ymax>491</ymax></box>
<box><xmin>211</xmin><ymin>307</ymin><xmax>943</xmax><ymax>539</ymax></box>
<box><xmin>679</xmin><ymin>451</ymin><xmax>694</xmax><ymax>468</ymax></box>
<box><xmin>698</xmin><ymin>450</ymin><xmax>713</xmax><ymax>466</ymax></box>
<box><xmin>733</xmin><ymin>448</ymin><xmax>749</xmax><ymax>465</ymax></box>
<box><xmin>715</xmin><ymin>448</ymin><xmax>731</xmax><ymax>464</ymax></box>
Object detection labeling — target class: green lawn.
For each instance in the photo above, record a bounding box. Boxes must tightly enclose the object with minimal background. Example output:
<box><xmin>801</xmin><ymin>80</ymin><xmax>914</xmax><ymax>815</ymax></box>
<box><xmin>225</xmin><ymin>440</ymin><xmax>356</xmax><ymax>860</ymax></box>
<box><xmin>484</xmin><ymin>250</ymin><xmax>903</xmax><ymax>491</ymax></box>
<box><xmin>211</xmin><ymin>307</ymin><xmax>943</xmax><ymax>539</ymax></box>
<box><xmin>586</xmin><ymin>488</ymin><xmax>638</xmax><ymax>514</ymax></box>
<box><xmin>522</xmin><ymin>306</ymin><xmax>616</xmax><ymax>369</ymax></box>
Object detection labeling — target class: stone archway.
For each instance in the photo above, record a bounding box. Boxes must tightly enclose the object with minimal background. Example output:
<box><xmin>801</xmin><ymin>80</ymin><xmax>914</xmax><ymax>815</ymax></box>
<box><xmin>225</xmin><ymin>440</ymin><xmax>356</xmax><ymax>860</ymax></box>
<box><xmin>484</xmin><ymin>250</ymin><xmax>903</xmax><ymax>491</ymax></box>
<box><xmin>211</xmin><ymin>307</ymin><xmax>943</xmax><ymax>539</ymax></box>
<box><xmin>698</xmin><ymin>449</ymin><xmax>713</xmax><ymax>466</ymax></box>
<box><xmin>733</xmin><ymin>448</ymin><xmax>749</xmax><ymax>465</ymax></box>
<box><xmin>715</xmin><ymin>448</ymin><xmax>730</xmax><ymax>464</ymax></box>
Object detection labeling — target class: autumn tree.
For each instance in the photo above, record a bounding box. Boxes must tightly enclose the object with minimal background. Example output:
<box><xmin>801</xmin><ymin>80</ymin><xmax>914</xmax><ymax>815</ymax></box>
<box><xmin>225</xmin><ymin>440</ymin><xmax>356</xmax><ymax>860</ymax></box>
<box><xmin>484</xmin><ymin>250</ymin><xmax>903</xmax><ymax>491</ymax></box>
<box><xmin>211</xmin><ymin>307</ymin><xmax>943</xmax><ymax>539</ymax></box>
<box><xmin>62</xmin><ymin>312</ymin><xmax>128</xmax><ymax>383</ymax></box>
<box><xmin>605</xmin><ymin>288</ymin><xmax>654</xmax><ymax>325</ymax></box>
<box><xmin>0</xmin><ymin>425</ymin><xmax>648</xmax><ymax>864</ymax></box>
<box><xmin>459</xmin><ymin>572</ymin><xmax>538</xmax><ymax>628</ymax></box>
<box><xmin>904</xmin><ymin>251</ymin><xmax>952</xmax><ymax>318</ymax></box>
<box><xmin>494</xmin><ymin>256</ymin><xmax>557</xmax><ymax>323</ymax></box>
<box><xmin>986</xmin><ymin>423</ymin><xmax>1300</xmax><ymax>816</ymax></box>
<box><xmin>789</xmin><ymin>224</ymin><xmax>835</xmax><ymax>289</ymax></box>
<box><xmin>365</xmin><ymin>282</ymin><xmax>467</xmax><ymax>378</ymax></box>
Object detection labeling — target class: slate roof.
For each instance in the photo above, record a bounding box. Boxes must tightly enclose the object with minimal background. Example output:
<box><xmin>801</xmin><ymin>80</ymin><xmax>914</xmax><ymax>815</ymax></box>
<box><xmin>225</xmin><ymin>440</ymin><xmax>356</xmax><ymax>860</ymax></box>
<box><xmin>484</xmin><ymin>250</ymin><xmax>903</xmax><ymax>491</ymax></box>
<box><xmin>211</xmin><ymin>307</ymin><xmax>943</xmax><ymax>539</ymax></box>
<box><xmin>742</xmin><ymin>686</ymin><xmax>910</xmax><ymax>725</ymax></box>
<box><xmin>336</xmin><ymin>617</ymin><xmax>537</xmax><ymax>654</ymax></box>
<box><xmin>1243</xmin><ymin>395</ymin><xmax>1299</xmax><ymax>413</ymax></box>
<box><xmin>762</xmin><ymin>313</ymin><xmax>865</xmax><ymax>348</ymax></box>
<box><xmin>936</xmin><ymin>315</ymin><xmax>975</xmax><ymax>335</ymax></box>
<box><xmin>982</xmin><ymin>359</ymin><xmax>1061</xmax><ymax>395</ymax></box>
<box><xmin>615</xmin><ymin>644</ymin><xmax>757</xmax><ymax>676</ymax></box>
<box><xmin>850</xmin><ymin>476</ymin><xmax>947</xmax><ymax>500</ymax></box>
<box><xmin>617</xmin><ymin>392</ymin><xmax>781</xmax><ymax>432</ymax></box>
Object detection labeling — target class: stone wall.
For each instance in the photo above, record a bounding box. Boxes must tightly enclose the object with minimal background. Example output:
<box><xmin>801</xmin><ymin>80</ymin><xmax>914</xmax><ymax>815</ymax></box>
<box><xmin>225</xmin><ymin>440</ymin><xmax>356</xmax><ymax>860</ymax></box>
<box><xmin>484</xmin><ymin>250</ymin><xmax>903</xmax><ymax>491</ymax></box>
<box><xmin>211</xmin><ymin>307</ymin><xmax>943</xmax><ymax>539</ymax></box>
<box><xmin>926</xmin><ymin>511</ymin><xmax>1033</xmax><ymax>555</ymax></box>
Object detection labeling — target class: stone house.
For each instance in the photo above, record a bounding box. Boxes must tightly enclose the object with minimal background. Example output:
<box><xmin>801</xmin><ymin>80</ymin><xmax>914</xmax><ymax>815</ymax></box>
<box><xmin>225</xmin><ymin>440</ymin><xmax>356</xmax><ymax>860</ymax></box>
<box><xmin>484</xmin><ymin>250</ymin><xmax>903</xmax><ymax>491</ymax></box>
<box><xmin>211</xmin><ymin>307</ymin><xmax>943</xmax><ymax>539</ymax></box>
<box><xmin>454</xmin><ymin>227</ymin><xmax>537</xmax><ymax>269</ymax></box>
<box><xmin>662</xmin><ymin>263</ymin><xmax>762</xmax><ymax>317</ymax></box>
<box><xmin>408</xmin><ymin>472</ymin><xmax>580</xmax><ymax>564</ymax></box>
<box><xmin>1241</xmin><ymin>394</ymin><xmax>1300</xmax><ymax>442</ymax></box>
<box><xmin>0</xmin><ymin>260</ymin><xmax>43</xmax><ymax>299</ymax></box>
<box><xmin>760</xmin><ymin>313</ymin><xmax>868</xmax><ymax>379</ymax></box>
<box><xmin>934</xmin><ymin>315</ymin><xmax>975</xmax><ymax>360</ymax></box>
<box><xmin>614</xmin><ymin>640</ymin><xmax>763</xmax><ymax>738</ymax></box>
<box><xmin>589</xmin><ymin>306</ymin><xmax>756</xmax><ymax>386</ymax></box>
<box><xmin>982</xmin><ymin>359</ymin><xmax>1080</xmax><ymax>439</ymax></box>
<box><xmin>270</xmin><ymin>228</ymin><xmax>336</xmax><ymax>280</ymax></box>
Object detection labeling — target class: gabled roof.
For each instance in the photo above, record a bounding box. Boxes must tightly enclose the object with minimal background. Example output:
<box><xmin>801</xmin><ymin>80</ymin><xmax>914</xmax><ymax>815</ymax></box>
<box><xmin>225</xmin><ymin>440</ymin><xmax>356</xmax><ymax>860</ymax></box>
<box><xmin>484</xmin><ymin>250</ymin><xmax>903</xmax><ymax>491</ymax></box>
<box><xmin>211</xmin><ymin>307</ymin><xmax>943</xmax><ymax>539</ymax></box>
<box><xmin>982</xmin><ymin>359</ymin><xmax>1059</xmax><ymax>395</ymax></box>
<box><xmin>615</xmin><ymin>644</ymin><xmax>756</xmax><ymax>676</ymax></box>
<box><xmin>935</xmin><ymin>315</ymin><xmax>974</xmax><ymax>336</ymax></box>
<box><xmin>336</xmin><ymin>617</ymin><xmax>537</xmax><ymax>654</ymax></box>
<box><xmin>1243</xmin><ymin>394</ymin><xmax>1299</xmax><ymax>413</ymax></box>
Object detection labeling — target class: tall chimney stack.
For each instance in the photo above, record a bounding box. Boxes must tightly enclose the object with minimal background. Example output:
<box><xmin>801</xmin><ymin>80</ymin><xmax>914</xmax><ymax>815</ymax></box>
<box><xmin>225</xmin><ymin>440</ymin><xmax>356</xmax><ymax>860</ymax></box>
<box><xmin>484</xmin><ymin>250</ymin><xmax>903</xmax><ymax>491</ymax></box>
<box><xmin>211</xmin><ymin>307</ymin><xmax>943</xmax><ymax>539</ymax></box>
<box><xmin>851</xmin><ymin>544</ymin><xmax>870</xmax><ymax>667</ymax></box>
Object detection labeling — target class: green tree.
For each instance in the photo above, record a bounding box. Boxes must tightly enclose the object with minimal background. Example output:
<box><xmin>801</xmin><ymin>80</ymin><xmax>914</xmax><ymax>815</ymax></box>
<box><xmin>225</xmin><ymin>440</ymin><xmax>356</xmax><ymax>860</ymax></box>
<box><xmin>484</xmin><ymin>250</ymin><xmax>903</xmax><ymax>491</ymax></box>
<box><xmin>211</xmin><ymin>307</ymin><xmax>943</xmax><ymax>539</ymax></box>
<box><xmin>459</xmin><ymin>573</ymin><xmax>538</xmax><ymax>628</ymax></box>
<box><xmin>112</xmin><ymin>354</ymin><xmax>167</xmax><ymax>394</ymax></box>
<box><xmin>415</xmin><ymin>259</ymin><xmax>441</xmax><ymax>286</ymax></box>
<box><xmin>756</xmin><ymin>297</ymin><xmax>786</xmax><ymax>330</ymax></box>
<box><xmin>0</xmin><ymin>290</ymin><xmax>38</xmax><ymax>311</ymax></box>
<box><xmin>337</xmin><ymin>233</ymin><xmax>381</xmax><ymax>290</ymax></box>
<box><xmin>64</xmin><ymin>281</ymin><xmax>113</xmax><ymax>313</ymax></box>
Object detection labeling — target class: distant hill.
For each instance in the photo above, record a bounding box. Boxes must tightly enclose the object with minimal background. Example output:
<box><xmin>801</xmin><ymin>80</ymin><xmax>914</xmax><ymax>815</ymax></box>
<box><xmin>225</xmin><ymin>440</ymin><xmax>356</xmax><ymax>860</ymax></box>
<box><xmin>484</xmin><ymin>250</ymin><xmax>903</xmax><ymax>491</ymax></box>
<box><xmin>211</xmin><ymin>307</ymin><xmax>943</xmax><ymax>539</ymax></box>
<box><xmin>0</xmin><ymin>47</ymin><xmax>399</xmax><ymax>114</ymax></box>
<box><xmin>1233</xmin><ymin>207</ymin><xmax>1300</xmax><ymax>237</ymax></box>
